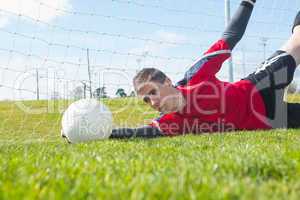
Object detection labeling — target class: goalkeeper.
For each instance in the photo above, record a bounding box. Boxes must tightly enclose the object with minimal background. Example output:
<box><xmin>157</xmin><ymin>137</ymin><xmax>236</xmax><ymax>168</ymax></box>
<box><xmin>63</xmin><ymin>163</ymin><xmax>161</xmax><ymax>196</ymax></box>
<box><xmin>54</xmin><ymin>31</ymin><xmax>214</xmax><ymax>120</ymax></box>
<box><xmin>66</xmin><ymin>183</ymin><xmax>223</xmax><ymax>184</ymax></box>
<box><xmin>111</xmin><ymin>0</ymin><xmax>300</xmax><ymax>138</ymax></box>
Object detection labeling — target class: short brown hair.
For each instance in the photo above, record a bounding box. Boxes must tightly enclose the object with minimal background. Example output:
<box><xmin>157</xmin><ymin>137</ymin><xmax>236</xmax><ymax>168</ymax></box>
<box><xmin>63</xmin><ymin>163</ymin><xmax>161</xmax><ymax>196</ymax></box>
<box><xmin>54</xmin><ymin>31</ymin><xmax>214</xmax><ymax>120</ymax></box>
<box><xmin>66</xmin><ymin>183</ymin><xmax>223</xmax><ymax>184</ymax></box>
<box><xmin>133</xmin><ymin>68</ymin><xmax>167</xmax><ymax>88</ymax></box>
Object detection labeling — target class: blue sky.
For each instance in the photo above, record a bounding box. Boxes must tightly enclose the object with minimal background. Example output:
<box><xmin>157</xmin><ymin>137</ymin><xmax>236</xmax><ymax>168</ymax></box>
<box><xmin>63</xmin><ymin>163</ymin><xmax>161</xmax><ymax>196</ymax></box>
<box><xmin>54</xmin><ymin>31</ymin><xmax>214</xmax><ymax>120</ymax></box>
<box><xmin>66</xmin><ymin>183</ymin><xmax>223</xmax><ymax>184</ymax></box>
<box><xmin>0</xmin><ymin>0</ymin><xmax>299</xmax><ymax>100</ymax></box>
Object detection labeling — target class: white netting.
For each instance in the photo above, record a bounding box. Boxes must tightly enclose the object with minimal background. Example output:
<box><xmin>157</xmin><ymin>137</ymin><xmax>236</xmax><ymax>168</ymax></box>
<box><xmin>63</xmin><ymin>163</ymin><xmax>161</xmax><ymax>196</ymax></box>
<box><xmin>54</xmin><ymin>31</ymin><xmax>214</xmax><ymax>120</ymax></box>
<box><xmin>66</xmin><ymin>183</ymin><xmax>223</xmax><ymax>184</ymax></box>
<box><xmin>0</xmin><ymin>0</ymin><xmax>299</xmax><ymax>100</ymax></box>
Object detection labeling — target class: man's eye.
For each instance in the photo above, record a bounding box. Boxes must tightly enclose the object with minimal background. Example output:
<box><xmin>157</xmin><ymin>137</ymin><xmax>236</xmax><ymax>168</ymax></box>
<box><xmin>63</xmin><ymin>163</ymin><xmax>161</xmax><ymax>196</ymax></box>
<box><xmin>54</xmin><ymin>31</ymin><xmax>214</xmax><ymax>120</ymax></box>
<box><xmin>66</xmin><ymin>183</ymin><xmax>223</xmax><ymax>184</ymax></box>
<box><xmin>143</xmin><ymin>96</ymin><xmax>150</xmax><ymax>103</ymax></box>
<box><xmin>149</xmin><ymin>89</ymin><xmax>156</xmax><ymax>95</ymax></box>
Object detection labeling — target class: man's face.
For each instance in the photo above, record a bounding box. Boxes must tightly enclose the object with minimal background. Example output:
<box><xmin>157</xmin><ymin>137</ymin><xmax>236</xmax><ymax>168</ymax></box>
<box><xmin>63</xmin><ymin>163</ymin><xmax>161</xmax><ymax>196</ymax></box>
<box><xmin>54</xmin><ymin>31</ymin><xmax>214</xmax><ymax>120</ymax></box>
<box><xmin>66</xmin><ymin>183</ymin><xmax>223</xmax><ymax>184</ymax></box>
<box><xmin>136</xmin><ymin>79</ymin><xmax>185</xmax><ymax>114</ymax></box>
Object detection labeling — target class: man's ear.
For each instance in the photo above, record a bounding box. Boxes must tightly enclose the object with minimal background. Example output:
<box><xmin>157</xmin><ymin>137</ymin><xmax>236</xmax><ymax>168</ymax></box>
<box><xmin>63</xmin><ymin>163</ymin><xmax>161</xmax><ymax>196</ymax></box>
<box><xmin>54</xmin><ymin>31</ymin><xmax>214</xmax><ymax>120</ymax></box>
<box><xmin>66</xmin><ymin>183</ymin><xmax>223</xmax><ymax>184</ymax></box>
<box><xmin>164</xmin><ymin>78</ymin><xmax>172</xmax><ymax>86</ymax></box>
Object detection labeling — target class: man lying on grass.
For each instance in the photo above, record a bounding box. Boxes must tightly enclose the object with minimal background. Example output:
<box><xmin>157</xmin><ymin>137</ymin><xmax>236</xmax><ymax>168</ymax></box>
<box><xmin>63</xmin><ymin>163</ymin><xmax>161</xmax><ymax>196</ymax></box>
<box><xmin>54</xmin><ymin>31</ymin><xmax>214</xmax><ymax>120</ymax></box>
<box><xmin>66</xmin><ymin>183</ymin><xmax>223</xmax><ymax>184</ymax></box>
<box><xmin>111</xmin><ymin>0</ymin><xmax>300</xmax><ymax>138</ymax></box>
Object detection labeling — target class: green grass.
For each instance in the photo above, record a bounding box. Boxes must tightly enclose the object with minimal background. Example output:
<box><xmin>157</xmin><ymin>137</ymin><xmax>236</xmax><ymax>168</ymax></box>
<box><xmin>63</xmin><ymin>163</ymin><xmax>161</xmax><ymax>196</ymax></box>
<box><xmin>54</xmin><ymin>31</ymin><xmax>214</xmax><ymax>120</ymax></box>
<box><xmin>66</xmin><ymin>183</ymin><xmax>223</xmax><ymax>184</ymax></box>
<box><xmin>0</xmin><ymin>98</ymin><xmax>300</xmax><ymax>199</ymax></box>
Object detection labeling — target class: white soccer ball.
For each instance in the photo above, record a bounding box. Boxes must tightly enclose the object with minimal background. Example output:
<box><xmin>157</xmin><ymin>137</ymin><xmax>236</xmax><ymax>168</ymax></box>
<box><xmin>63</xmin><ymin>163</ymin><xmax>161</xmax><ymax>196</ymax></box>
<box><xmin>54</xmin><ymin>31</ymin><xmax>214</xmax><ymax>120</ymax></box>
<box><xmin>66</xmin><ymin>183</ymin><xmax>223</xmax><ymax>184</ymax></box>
<box><xmin>61</xmin><ymin>99</ymin><xmax>113</xmax><ymax>143</ymax></box>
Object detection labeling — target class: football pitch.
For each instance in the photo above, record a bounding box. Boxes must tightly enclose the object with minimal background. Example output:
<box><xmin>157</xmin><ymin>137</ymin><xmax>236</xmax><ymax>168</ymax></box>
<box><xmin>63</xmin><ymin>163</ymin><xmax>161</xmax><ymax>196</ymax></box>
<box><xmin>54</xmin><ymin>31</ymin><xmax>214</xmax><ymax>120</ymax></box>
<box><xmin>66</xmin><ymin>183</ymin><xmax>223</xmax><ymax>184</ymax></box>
<box><xmin>0</xmin><ymin>99</ymin><xmax>300</xmax><ymax>199</ymax></box>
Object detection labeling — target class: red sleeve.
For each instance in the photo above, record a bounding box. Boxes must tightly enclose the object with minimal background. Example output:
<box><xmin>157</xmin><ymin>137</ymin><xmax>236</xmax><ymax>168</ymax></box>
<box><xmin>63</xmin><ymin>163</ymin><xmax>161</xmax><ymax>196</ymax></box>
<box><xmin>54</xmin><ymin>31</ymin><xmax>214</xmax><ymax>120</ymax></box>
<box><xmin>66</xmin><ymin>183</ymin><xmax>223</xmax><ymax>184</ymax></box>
<box><xmin>149</xmin><ymin>113</ymin><xmax>185</xmax><ymax>136</ymax></box>
<box><xmin>185</xmin><ymin>39</ymin><xmax>231</xmax><ymax>86</ymax></box>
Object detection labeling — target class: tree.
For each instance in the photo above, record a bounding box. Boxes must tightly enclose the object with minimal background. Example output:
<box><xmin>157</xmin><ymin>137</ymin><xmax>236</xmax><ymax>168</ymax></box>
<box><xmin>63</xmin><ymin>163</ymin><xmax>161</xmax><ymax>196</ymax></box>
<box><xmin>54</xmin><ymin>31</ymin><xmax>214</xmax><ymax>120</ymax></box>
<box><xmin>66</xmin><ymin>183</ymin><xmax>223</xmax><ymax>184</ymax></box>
<box><xmin>71</xmin><ymin>86</ymin><xmax>84</xmax><ymax>100</ymax></box>
<box><xmin>94</xmin><ymin>87</ymin><xmax>108</xmax><ymax>98</ymax></box>
<box><xmin>129</xmin><ymin>91</ymin><xmax>136</xmax><ymax>97</ymax></box>
<box><xmin>116</xmin><ymin>88</ymin><xmax>127</xmax><ymax>98</ymax></box>
<box><xmin>51</xmin><ymin>91</ymin><xmax>61</xmax><ymax>100</ymax></box>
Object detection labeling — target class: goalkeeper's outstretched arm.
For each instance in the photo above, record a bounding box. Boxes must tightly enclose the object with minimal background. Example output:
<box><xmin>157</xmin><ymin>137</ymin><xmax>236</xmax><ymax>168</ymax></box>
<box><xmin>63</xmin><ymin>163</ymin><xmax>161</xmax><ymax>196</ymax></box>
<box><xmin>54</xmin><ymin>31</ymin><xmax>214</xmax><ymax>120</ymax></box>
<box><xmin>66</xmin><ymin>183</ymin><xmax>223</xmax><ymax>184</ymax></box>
<box><xmin>110</xmin><ymin>126</ymin><xmax>163</xmax><ymax>139</ymax></box>
<box><xmin>222</xmin><ymin>0</ymin><xmax>256</xmax><ymax>50</ymax></box>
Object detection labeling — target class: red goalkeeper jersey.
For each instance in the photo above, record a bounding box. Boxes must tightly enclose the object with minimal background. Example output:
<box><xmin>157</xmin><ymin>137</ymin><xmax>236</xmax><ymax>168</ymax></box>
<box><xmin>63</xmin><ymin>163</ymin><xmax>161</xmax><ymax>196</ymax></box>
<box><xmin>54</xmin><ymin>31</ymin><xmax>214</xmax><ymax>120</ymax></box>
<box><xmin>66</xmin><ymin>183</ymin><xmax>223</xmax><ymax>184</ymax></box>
<box><xmin>150</xmin><ymin>39</ymin><xmax>272</xmax><ymax>136</ymax></box>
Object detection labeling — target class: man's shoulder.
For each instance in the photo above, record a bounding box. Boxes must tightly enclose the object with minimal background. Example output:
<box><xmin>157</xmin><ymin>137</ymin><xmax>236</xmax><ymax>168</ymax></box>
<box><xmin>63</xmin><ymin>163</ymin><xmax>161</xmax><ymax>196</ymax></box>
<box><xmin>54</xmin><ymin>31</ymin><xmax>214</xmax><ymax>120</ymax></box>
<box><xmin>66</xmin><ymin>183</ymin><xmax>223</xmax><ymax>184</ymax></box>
<box><xmin>151</xmin><ymin>112</ymin><xmax>186</xmax><ymax>135</ymax></box>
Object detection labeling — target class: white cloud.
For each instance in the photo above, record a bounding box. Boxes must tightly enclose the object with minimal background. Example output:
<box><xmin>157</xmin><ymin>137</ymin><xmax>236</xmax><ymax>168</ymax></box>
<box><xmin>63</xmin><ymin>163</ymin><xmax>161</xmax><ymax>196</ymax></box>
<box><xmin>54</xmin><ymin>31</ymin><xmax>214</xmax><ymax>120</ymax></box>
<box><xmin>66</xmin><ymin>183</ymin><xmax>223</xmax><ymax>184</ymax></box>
<box><xmin>129</xmin><ymin>30</ymin><xmax>187</xmax><ymax>55</ymax></box>
<box><xmin>0</xmin><ymin>0</ymin><xmax>71</xmax><ymax>27</ymax></box>
<box><xmin>0</xmin><ymin>14</ymin><xmax>9</xmax><ymax>28</ymax></box>
<box><xmin>155</xmin><ymin>30</ymin><xmax>187</xmax><ymax>44</ymax></box>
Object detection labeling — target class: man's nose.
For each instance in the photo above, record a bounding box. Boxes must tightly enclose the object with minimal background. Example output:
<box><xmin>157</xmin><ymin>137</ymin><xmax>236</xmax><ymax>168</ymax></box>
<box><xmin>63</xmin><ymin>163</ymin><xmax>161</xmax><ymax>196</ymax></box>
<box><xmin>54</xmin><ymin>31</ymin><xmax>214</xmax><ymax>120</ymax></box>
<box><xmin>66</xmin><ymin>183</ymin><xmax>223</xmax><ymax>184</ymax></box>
<box><xmin>150</xmin><ymin>98</ymin><xmax>160</xmax><ymax>108</ymax></box>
